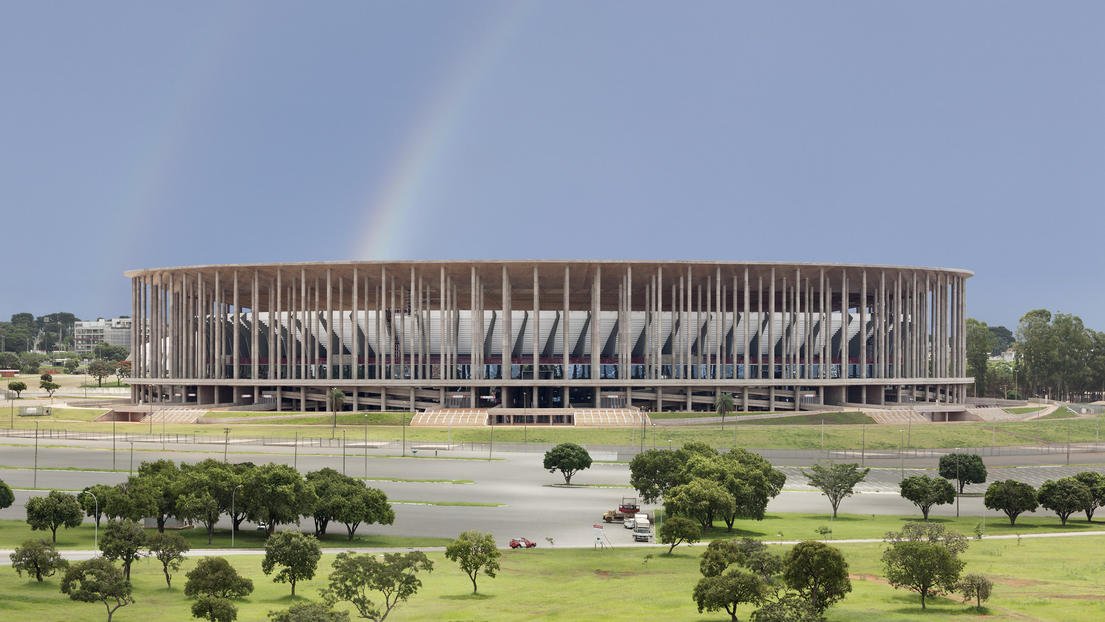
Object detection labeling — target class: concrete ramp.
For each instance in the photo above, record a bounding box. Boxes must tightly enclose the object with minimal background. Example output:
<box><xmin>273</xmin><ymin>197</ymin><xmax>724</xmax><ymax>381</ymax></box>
<box><xmin>572</xmin><ymin>408</ymin><xmax>649</xmax><ymax>427</ymax></box>
<box><xmin>411</xmin><ymin>409</ymin><xmax>489</xmax><ymax>426</ymax></box>
<box><xmin>865</xmin><ymin>410</ymin><xmax>933</xmax><ymax>425</ymax></box>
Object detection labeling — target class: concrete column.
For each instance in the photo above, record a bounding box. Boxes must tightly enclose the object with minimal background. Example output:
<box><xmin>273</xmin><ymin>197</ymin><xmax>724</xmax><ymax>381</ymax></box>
<box><xmin>743</xmin><ymin>268</ymin><xmax>750</xmax><ymax>380</ymax></box>
<box><xmin>250</xmin><ymin>270</ymin><xmax>259</xmax><ymax>381</ymax></box>
<box><xmin>591</xmin><ymin>264</ymin><xmax>600</xmax><ymax>381</ymax></box>
<box><xmin>232</xmin><ymin>271</ymin><xmax>240</xmax><ymax>380</ymax></box>
<box><xmin>502</xmin><ymin>265</ymin><xmax>512</xmax><ymax>382</ymax></box>
<box><xmin>768</xmin><ymin>267</ymin><xmax>775</xmax><ymax>408</ymax></box>
<box><xmin>562</xmin><ymin>265</ymin><xmax>570</xmax><ymax>394</ymax></box>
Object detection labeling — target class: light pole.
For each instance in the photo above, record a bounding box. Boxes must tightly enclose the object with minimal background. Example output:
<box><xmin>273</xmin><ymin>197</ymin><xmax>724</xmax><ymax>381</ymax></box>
<box><xmin>898</xmin><ymin>429</ymin><xmax>904</xmax><ymax>481</ymax></box>
<box><xmin>83</xmin><ymin>491</ymin><xmax>99</xmax><ymax>550</ymax></box>
<box><xmin>129</xmin><ymin>441</ymin><xmax>134</xmax><ymax>475</ymax></box>
<box><xmin>33</xmin><ymin>421</ymin><xmax>40</xmax><ymax>488</ymax></box>
<box><xmin>231</xmin><ymin>485</ymin><xmax>242</xmax><ymax>548</ymax></box>
<box><xmin>112</xmin><ymin>419</ymin><xmax>117</xmax><ymax>470</ymax></box>
<box><xmin>224</xmin><ymin>428</ymin><xmax>230</xmax><ymax>462</ymax></box>
<box><xmin>955</xmin><ymin>450</ymin><xmax>961</xmax><ymax>517</ymax></box>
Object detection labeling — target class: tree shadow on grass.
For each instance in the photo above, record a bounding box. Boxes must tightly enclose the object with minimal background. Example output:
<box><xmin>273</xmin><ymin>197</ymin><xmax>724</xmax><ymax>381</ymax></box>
<box><xmin>440</xmin><ymin>592</ymin><xmax>495</xmax><ymax>601</ymax></box>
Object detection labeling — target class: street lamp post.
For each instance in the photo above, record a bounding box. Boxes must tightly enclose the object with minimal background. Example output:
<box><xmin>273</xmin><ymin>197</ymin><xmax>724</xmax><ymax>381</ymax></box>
<box><xmin>83</xmin><ymin>491</ymin><xmax>99</xmax><ymax>550</ymax></box>
<box><xmin>231</xmin><ymin>485</ymin><xmax>242</xmax><ymax>548</ymax></box>
<box><xmin>33</xmin><ymin>421</ymin><xmax>40</xmax><ymax>488</ymax></box>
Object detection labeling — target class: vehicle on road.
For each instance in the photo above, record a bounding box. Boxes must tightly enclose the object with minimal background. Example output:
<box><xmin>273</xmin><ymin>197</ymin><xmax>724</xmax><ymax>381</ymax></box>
<box><xmin>624</xmin><ymin>512</ymin><xmax>649</xmax><ymax>529</ymax></box>
<box><xmin>632</xmin><ymin>518</ymin><xmax>652</xmax><ymax>542</ymax></box>
<box><xmin>602</xmin><ymin>497</ymin><xmax>640</xmax><ymax>523</ymax></box>
<box><xmin>510</xmin><ymin>537</ymin><xmax>537</xmax><ymax>549</ymax></box>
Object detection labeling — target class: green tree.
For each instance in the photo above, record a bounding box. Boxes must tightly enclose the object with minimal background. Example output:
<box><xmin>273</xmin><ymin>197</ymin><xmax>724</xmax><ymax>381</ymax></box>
<box><xmin>782</xmin><ymin>540</ymin><xmax>851</xmax><ymax>614</ymax></box>
<box><xmin>243</xmin><ymin>464</ymin><xmax>317</xmax><ymax>536</ymax></box>
<box><xmin>542</xmin><ymin>442</ymin><xmax>593</xmax><ymax>485</ymax></box>
<box><xmin>665</xmin><ymin>478</ymin><xmax>736</xmax><ymax>530</ymax></box>
<box><xmin>629</xmin><ymin>448</ymin><xmax>687</xmax><ymax>503</ymax></box>
<box><xmin>184</xmin><ymin>557</ymin><xmax>254</xmax><ymax>600</ymax></box>
<box><xmin>958</xmin><ymin>573</ymin><xmax>993</xmax><ymax>611</ymax></box>
<box><xmin>88</xmin><ymin>359</ymin><xmax>116</xmax><ymax>387</ymax></box>
<box><xmin>269</xmin><ymin>601</ymin><xmax>351</xmax><ymax>622</ymax></box>
<box><xmin>64</xmin><ymin>358</ymin><xmax>79</xmax><ymax>373</ymax></box>
<box><xmin>191</xmin><ymin>596</ymin><xmax>237</xmax><ymax>622</ymax></box>
<box><xmin>715</xmin><ymin>392</ymin><xmax>735</xmax><ymax>422</ymax></box>
<box><xmin>693</xmin><ymin>568</ymin><xmax>769</xmax><ymax>622</ymax></box>
<box><xmin>176</xmin><ymin>490</ymin><xmax>222</xmax><ymax>545</ymax></box>
<box><xmin>984</xmin><ymin>480</ymin><xmax>1038</xmax><ymax>525</ymax></box>
<box><xmin>699</xmin><ymin>538</ymin><xmax>782</xmax><ymax>580</ymax></box>
<box><xmin>306</xmin><ymin>468</ymin><xmax>348</xmax><ymax>536</ymax></box>
<box><xmin>148</xmin><ymin>531</ymin><xmax>190</xmax><ymax>588</ymax></box>
<box><xmin>93</xmin><ymin>343</ymin><xmax>129</xmax><ymax>362</ymax></box>
<box><xmin>966</xmin><ymin>318</ymin><xmax>995</xmax><ymax>396</ymax></box>
<box><xmin>40</xmin><ymin>379</ymin><xmax>60</xmax><ymax>396</ymax></box>
<box><xmin>99</xmin><ymin>519</ymin><xmax>146</xmax><ymax>580</ymax></box>
<box><xmin>937</xmin><ymin>453</ymin><xmax>987</xmax><ymax>493</ymax></box>
<box><xmin>444</xmin><ymin>530</ymin><xmax>501</xmax><ymax>594</ymax></box>
<box><xmin>988</xmin><ymin>325</ymin><xmax>1015</xmax><ymax>356</ymax></box>
<box><xmin>133</xmin><ymin>459</ymin><xmax>182</xmax><ymax>532</ymax></box>
<box><xmin>882</xmin><ymin>522</ymin><xmax>969</xmax><ymax>610</ymax></box>
<box><xmin>335</xmin><ymin>484</ymin><xmax>394</xmax><ymax>541</ymax></box>
<box><xmin>262</xmin><ymin>531</ymin><xmax>322</xmax><ymax>596</ymax></box>
<box><xmin>79</xmin><ymin>484</ymin><xmax>113</xmax><ymax>528</ymax></box>
<box><xmin>899</xmin><ymin>475</ymin><xmax>956</xmax><ymax>521</ymax></box>
<box><xmin>1073</xmin><ymin>471</ymin><xmax>1105</xmax><ymax>521</ymax></box>
<box><xmin>322</xmin><ymin>551</ymin><xmax>433</xmax><ymax>622</ymax></box>
<box><xmin>1038</xmin><ymin>478</ymin><xmax>1093</xmax><ymax>526</ymax></box>
<box><xmin>659</xmin><ymin>516</ymin><xmax>702</xmax><ymax>554</ymax></box>
<box><xmin>102</xmin><ymin>481</ymin><xmax>157</xmax><ymax>522</ymax></box>
<box><xmin>800</xmin><ymin>463</ymin><xmax>869</xmax><ymax>518</ymax></box>
<box><xmin>26</xmin><ymin>490</ymin><xmax>84</xmax><ymax>543</ymax></box>
<box><xmin>750</xmin><ymin>594</ymin><xmax>821</xmax><ymax>622</ymax></box>
<box><xmin>60</xmin><ymin>557</ymin><xmax>135</xmax><ymax>622</ymax></box>
<box><xmin>0</xmin><ymin>478</ymin><xmax>13</xmax><ymax>509</ymax></box>
<box><xmin>7</xmin><ymin>380</ymin><xmax>27</xmax><ymax>397</ymax></box>
<box><xmin>115</xmin><ymin>360</ymin><xmax>131</xmax><ymax>383</ymax></box>
<box><xmin>9</xmin><ymin>539</ymin><xmax>68</xmax><ymax>581</ymax></box>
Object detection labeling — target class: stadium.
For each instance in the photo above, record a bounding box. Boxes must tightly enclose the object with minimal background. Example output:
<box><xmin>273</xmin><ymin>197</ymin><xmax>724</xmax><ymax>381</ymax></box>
<box><xmin>124</xmin><ymin>261</ymin><xmax>971</xmax><ymax>423</ymax></box>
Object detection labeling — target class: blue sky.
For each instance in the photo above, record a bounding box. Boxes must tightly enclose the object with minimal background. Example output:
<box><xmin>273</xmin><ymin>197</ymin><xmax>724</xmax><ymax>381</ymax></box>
<box><xmin>2</xmin><ymin>1</ymin><xmax>1102</xmax><ymax>330</ymax></box>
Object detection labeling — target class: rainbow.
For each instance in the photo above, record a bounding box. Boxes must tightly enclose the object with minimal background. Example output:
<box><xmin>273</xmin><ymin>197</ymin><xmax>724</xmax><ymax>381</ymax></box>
<box><xmin>353</xmin><ymin>3</ymin><xmax>532</xmax><ymax>259</ymax></box>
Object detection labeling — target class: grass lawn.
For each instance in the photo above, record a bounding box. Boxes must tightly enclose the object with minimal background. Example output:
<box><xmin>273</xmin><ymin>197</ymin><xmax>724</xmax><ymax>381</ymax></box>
<box><xmin>1038</xmin><ymin>406</ymin><xmax>1078</xmax><ymax>420</ymax></box>
<box><xmin>3</xmin><ymin>536</ymin><xmax>1103</xmax><ymax>621</ymax></box>
<box><xmin>0</xmin><ymin>519</ymin><xmax>451</xmax><ymax>551</ymax></box>
<box><xmin>1003</xmin><ymin>406</ymin><xmax>1045</xmax><ymax>415</ymax></box>
<box><xmin>7</xmin><ymin>412</ymin><xmax>1105</xmax><ymax>451</ymax></box>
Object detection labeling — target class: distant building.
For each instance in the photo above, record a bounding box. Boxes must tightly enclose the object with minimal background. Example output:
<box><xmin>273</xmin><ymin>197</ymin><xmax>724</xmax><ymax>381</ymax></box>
<box><xmin>74</xmin><ymin>317</ymin><xmax>132</xmax><ymax>355</ymax></box>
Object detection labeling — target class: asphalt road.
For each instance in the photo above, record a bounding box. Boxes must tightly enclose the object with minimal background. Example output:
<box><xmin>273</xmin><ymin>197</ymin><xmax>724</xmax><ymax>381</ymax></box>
<box><xmin>1</xmin><ymin>439</ymin><xmax>1102</xmax><ymax>548</ymax></box>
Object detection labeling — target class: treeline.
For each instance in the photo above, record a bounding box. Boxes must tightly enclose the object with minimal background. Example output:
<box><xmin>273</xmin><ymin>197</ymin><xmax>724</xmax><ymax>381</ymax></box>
<box><xmin>968</xmin><ymin>309</ymin><xmax>1105</xmax><ymax>401</ymax></box>
<box><xmin>0</xmin><ymin>312</ymin><xmax>80</xmax><ymax>354</ymax></box>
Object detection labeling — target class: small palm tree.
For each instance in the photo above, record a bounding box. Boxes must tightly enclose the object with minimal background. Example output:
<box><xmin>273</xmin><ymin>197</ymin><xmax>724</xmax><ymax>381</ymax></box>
<box><xmin>714</xmin><ymin>392</ymin><xmax>735</xmax><ymax>424</ymax></box>
<box><xmin>328</xmin><ymin>388</ymin><xmax>345</xmax><ymax>437</ymax></box>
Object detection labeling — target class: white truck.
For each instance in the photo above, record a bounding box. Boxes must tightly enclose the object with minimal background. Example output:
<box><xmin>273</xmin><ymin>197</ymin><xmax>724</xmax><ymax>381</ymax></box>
<box><xmin>632</xmin><ymin>517</ymin><xmax>652</xmax><ymax>542</ymax></box>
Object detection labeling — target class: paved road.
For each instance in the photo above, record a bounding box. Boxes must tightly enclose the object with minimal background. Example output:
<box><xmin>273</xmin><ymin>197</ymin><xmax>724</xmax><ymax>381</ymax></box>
<box><xmin>0</xmin><ymin>438</ymin><xmax>1102</xmax><ymax>548</ymax></box>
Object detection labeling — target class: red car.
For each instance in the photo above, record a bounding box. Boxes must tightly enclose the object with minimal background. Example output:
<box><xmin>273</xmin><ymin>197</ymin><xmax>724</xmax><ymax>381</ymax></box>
<box><xmin>510</xmin><ymin>537</ymin><xmax>537</xmax><ymax>549</ymax></box>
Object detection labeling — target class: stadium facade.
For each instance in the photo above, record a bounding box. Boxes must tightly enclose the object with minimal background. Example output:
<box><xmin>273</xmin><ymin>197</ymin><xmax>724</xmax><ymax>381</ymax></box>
<box><xmin>124</xmin><ymin>261</ymin><xmax>971</xmax><ymax>414</ymax></box>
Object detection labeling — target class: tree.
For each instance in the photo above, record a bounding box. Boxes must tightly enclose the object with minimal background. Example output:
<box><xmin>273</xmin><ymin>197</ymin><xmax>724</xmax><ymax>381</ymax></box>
<box><xmin>93</xmin><ymin>343</ymin><xmax>129</xmax><ymax>361</ymax></box>
<box><xmin>148</xmin><ymin>531</ymin><xmax>190</xmax><ymax>588</ymax></box>
<box><xmin>659</xmin><ymin>516</ymin><xmax>702</xmax><ymax>554</ymax></box>
<box><xmin>89</xmin><ymin>359</ymin><xmax>116</xmax><ymax>387</ymax></box>
<box><xmin>665</xmin><ymin>478</ymin><xmax>736</xmax><ymax>530</ymax></box>
<box><xmin>8</xmin><ymin>380</ymin><xmax>27</xmax><ymax>397</ymax></box>
<box><xmin>1073</xmin><ymin>471</ymin><xmax>1105</xmax><ymax>521</ymax></box>
<box><xmin>988</xmin><ymin>325</ymin><xmax>1015</xmax><ymax>356</ymax></box>
<box><xmin>1038</xmin><ymin>478</ymin><xmax>1093</xmax><ymax>526</ymax></box>
<box><xmin>134</xmin><ymin>459</ymin><xmax>182</xmax><ymax>532</ymax></box>
<box><xmin>99</xmin><ymin>519</ymin><xmax>146</xmax><ymax>580</ymax></box>
<box><xmin>750</xmin><ymin>594</ymin><xmax>821</xmax><ymax>622</ymax></box>
<box><xmin>243</xmin><ymin>463</ymin><xmax>317</xmax><ymax>536</ymax></box>
<box><xmin>938</xmin><ymin>453</ymin><xmax>987</xmax><ymax>493</ymax></box>
<box><xmin>328</xmin><ymin>387</ymin><xmax>345</xmax><ymax>435</ymax></box>
<box><xmin>79</xmin><ymin>484</ymin><xmax>113</xmax><ymax>528</ymax></box>
<box><xmin>782</xmin><ymin>540</ymin><xmax>851</xmax><ymax>614</ymax></box>
<box><xmin>693</xmin><ymin>568</ymin><xmax>769</xmax><ymax>622</ymax></box>
<box><xmin>269</xmin><ymin>602</ymin><xmax>351</xmax><ymax>622</ymax></box>
<box><xmin>60</xmin><ymin>557</ymin><xmax>135</xmax><ymax>622</ymax></box>
<box><xmin>958</xmin><ymin>574</ymin><xmax>993</xmax><ymax>611</ymax></box>
<box><xmin>306</xmin><ymin>468</ymin><xmax>348</xmax><ymax>536</ymax></box>
<box><xmin>177</xmin><ymin>490</ymin><xmax>222</xmax><ymax>545</ymax></box>
<box><xmin>800</xmin><ymin>463</ymin><xmax>869</xmax><ymax>518</ymax></box>
<box><xmin>114</xmin><ymin>360</ymin><xmax>131</xmax><ymax>383</ymax></box>
<box><xmin>102</xmin><ymin>481</ymin><xmax>157</xmax><ymax>522</ymax></box>
<box><xmin>64</xmin><ymin>358</ymin><xmax>79</xmax><ymax>374</ymax></box>
<box><xmin>176</xmin><ymin>459</ymin><xmax>242</xmax><ymax>541</ymax></box>
<box><xmin>335</xmin><ymin>484</ymin><xmax>394</xmax><ymax>541</ymax></box>
<box><xmin>984</xmin><ymin>480</ymin><xmax>1038</xmax><ymax>525</ymax></box>
<box><xmin>715</xmin><ymin>392</ymin><xmax>735</xmax><ymax>423</ymax></box>
<box><xmin>10</xmin><ymin>539</ymin><xmax>68</xmax><ymax>581</ymax></box>
<box><xmin>191</xmin><ymin>596</ymin><xmax>237</xmax><ymax>622</ymax></box>
<box><xmin>40</xmin><ymin>379</ymin><xmax>60</xmax><ymax>397</ymax></box>
<box><xmin>262</xmin><ymin>531</ymin><xmax>322</xmax><ymax>596</ymax></box>
<box><xmin>444</xmin><ymin>530</ymin><xmax>501</xmax><ymax>594</ymax></box>
<box><xmin>185</xmin><ymin>557</ymin><xmax>254</xmax><ymax>600</ymax></box>
<box><xmin>629</xmin><ymin>448</ymin><xmax>686</xmax><ymax>503</ymax></box>
<box><xmin>882</xmin><ymin>523</ymin><xmax>969</xmax><ymax>610</ymax></box>
<box><xmin>542</xmin><ymin>442</ymin><xmax>592</xmax><ymax>485</ymax></box>
<box><xmin>323</xmin><ymin>551</ymin><xmax>434</xmax><ymax>622</ymax></box>
<box><xmin>0</xmin><ymin>478</ymin><xmax>13</xmax><ymax>509</ymax></box>
<box><xmin>26</xmin><ymin>490</ymin><xmax>84</xmax><ymax>542</ymax></box>
<box><xmin>699</xmin><ymin>538</ymin><xmax>782</xmax><ymax>581</ymax></box>
<box><xmin>966</xmin><ymin>318</ymin><xmax>995</xmax><ymax>395</ymax></box>
<box><xmin>899</xmin><ymin>475</ymin><xmax>956</xmax><ymax>521</ymax></box>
